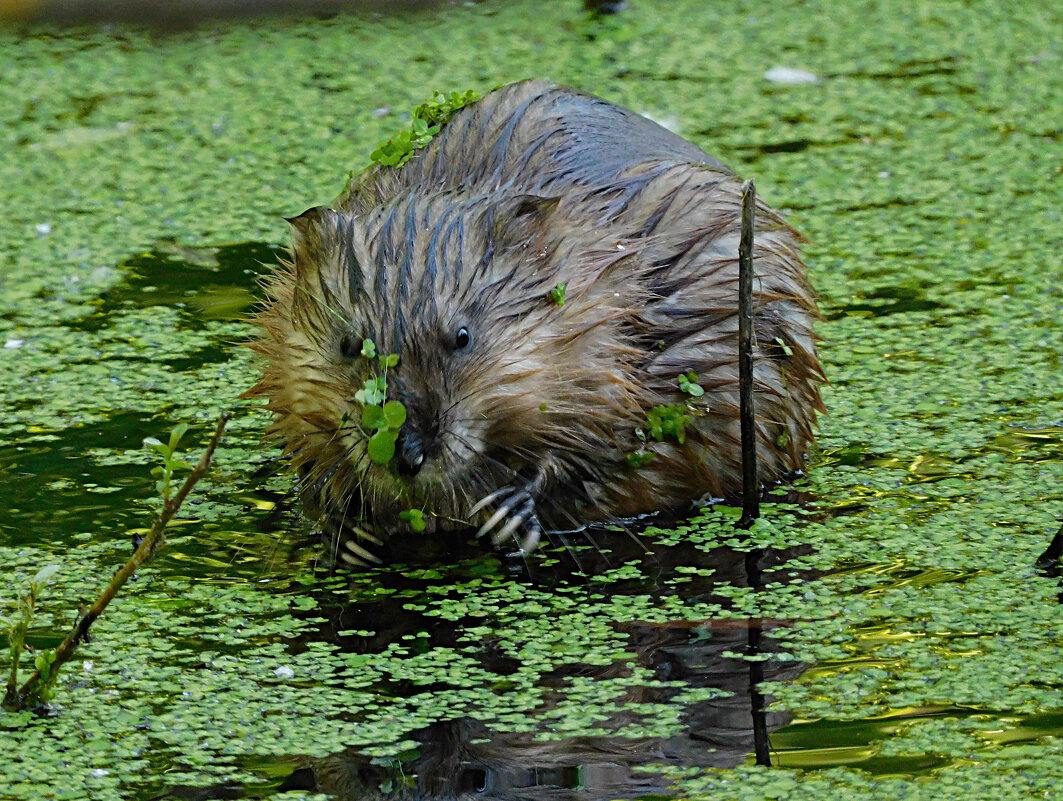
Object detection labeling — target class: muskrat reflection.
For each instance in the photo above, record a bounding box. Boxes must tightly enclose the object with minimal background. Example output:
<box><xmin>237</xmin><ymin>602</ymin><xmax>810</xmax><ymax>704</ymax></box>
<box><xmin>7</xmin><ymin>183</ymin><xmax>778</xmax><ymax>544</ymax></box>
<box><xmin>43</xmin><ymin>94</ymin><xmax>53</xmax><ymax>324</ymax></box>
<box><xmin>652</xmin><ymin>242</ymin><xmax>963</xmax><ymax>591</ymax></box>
<box><xmin>282</xmin><ymin>617</ymin><xmax>807</xmax><ymax>800</ymax></box>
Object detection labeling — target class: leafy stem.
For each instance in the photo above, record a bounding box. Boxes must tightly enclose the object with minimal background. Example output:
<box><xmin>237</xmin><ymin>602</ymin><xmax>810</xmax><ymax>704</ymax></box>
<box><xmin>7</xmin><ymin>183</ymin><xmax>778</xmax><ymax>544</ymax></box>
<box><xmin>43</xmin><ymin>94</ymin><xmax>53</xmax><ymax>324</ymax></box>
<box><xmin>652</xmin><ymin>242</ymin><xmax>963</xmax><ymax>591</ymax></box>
<box><xmin>353</xmin><ymin>338</ymin><xmax>405</xmax><ymax>465</ymax></box>
<box><xmin>3</xmin><ymin>413</ymin><xmax>229</xmax><ymax>711</ymax></box>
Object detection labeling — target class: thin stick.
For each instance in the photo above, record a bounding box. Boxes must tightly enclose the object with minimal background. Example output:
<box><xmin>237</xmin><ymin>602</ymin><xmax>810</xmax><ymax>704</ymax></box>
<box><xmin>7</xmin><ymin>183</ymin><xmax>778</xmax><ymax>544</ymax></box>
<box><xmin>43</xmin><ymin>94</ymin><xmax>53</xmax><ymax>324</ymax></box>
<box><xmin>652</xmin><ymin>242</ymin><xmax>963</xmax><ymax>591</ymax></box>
<box><xmin>15</xmin><ymin>412</ymin><xmax>231</xmax><ymax>705</ymax></box>
<box><xmin>745</xmin><ymin>550</ymin><xmax>772</xmax><ymax>766</ymax></box>
<box><xmin>738</xmin><ymin>179</ymin><xmax>759</xmax><ymax>528</ymax></box>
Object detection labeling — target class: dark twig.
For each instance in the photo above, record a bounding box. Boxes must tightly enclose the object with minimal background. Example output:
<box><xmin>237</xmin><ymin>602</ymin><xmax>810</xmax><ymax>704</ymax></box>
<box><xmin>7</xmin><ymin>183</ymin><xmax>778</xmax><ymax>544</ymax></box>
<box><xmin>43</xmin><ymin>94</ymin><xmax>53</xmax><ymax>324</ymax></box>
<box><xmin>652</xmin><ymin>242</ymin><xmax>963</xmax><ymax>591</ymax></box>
<box><xmin>745</xmin><ymin>549</ymin><xmax>772</xmax><ymax>766</ymax></box>
<box><xmin>738</xmin><ymin>179</ymin><xmax>759</xmax><ymax>529</ymax></box>
<box><xmin>12</xmin><ymin>412</ymin><xmax>231</xmax><ymax>708</ymax></box>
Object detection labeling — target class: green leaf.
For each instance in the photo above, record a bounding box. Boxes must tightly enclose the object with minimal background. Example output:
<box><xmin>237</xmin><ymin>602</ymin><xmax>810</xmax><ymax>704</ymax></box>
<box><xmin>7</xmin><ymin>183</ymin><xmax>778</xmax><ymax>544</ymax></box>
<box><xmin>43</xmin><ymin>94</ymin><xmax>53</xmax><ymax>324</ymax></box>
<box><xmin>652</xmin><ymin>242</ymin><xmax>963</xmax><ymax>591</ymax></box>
<box><xmin>547</xmin><ymin>281</ymin><xmax>567</xmax><ymax>307</ymax></box>
<box><xmin>360</xmin><ymin>338</ymin><xmax>377</xmax><ymax>359</ymax></box>
<box><xmin>362</xmin><ymin>404</ymin><xmax>386</xmax><ymax>430</ymax></box>
<box><xmin>398</xmin><ymin>508</ymin><xmax>427</xmax><ymax>533</ymax></box>
<box><xmin>368</xmin><ymin>429</ymin><xmax>399</xmax><ymax>464</ymax></box>
<box><xmin>168</xmin><ymin>422</ymin><xmax>189</xmax><ymax>451</ymax></box>
<box><xmin>355</xmin><ymin>377</ymin><xmax>386</xmax><ymax>406</ymax></box>
<box><xmin>678</xmin><ymin>371</ymin><xmax>704</xmax><ymax>397</ymax></box>
<box><xmin>379</xmin><ymin>353</ymin><xmax>400</xmax><ymax>368</ymax></box>
<box><xmin>382</xmin><ymin>401</ymin><xmax>407</xmax><ymax>429</ymax></box>
<box><xmin>626</xmin><ymin>451</ymin><xmax>656</xmax><ymax>468</ymax></box>
<box><xmin>32</xmin><ymin>564</ymin><xmax>61</xmax><ymax>585</ymax></box>
<box><xmin>647</xmin><ymin>404</ymin><xmax>690</xmax><ymax>444</ymax></box>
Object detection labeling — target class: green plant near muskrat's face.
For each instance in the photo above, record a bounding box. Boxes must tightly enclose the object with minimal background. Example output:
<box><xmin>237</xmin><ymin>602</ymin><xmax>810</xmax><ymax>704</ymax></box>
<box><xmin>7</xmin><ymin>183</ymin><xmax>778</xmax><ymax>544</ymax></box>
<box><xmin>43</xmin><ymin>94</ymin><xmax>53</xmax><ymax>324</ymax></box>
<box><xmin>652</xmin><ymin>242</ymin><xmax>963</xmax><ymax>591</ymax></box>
<box><xmin>347</xmin><ymin>339</ymin><xmax>436</xmax><ymax>532</ymax></box>
<box><xmin>349</xmin><ymin>338</ymin><xmax>405</xmax><ymax>466</ymax></box>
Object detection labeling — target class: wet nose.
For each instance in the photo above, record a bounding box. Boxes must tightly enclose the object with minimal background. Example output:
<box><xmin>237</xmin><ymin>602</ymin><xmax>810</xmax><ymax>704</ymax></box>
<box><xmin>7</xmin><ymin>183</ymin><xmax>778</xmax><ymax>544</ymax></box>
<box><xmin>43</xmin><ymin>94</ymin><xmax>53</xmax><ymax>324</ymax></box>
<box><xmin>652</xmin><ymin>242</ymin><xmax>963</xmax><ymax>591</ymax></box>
<box><xmin>395</xmin><ymin>428</ymin><xmax>425</xmax><ymax>477</ymax></box>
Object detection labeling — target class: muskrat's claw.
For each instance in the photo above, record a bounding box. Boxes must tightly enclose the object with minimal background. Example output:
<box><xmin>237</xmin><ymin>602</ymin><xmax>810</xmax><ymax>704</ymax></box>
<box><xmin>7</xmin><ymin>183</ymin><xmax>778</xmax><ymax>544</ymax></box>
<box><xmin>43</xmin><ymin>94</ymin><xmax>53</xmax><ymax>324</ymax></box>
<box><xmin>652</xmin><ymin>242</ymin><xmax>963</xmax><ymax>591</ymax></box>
<box><xmin>337</xmin><ymin>524</ymin><xmax>384</xmax><ymax>566</ymax></box>
<box><xmin>470</xmin><ymin>486</ymin><xmax>543</xmax><ymax>555</ymax></box>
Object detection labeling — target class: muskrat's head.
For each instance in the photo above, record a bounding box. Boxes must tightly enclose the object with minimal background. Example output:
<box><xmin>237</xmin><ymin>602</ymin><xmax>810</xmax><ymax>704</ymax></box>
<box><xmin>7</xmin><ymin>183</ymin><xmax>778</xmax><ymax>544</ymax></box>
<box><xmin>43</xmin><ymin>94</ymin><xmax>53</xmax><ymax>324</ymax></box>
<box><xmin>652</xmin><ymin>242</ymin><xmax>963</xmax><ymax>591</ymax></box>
<box><xmin>249</xmin><ymin>189</ymin><xmax>646</xmax><ymax>533</ymax></box>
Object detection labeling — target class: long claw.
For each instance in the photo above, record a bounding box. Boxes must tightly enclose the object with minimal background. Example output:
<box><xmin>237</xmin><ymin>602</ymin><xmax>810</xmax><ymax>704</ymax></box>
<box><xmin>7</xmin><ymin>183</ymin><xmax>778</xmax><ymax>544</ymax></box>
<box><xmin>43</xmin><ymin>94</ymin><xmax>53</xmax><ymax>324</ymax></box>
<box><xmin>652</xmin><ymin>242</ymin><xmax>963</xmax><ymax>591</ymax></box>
<box><xmin>469</xmin><ymin>486</ymin><xmax>511</xmax><ymax>517</ymax></box>
<box><xmin>519</xmin><ymin>518</ymin><xmax>542</xmax><ymax>555</ymax></box>
<box><xmin>491</xmin><ymin>508</ymin><xmax>527</xmax><ymax>546</ymax></box>
<box><xmin>349</xmin><ymin>525</ymin><xmax>384</xmax><ymax>547</ymax></box>
<box><xmin>470</xmin><ymin>484</ymin><xmax>543</xmax><ymax>555</ymax></box>
<box><xmin>476</xmin><ymin>503</ymin><xmax>512</xmax><ymax>540</ymax></box>
<box><xmin>339</xmin><ymin>548</ymin><xmax>368</xmax><ymax>567</ymax></box>
<box><xmin>342</xmin><ymin>538</ymin><xmax>383</xmax><ymax>565</ymax></box>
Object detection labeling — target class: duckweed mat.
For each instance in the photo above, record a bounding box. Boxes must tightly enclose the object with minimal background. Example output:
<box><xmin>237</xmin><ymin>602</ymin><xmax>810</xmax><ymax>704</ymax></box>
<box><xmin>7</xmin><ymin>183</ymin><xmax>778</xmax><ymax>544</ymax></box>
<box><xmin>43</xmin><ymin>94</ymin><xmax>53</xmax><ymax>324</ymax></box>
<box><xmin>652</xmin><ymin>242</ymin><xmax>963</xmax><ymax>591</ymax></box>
<box><xmin>1</xmin><ymin>1</ymin><xmax>1061</xmax><ymax>799</ymax></box>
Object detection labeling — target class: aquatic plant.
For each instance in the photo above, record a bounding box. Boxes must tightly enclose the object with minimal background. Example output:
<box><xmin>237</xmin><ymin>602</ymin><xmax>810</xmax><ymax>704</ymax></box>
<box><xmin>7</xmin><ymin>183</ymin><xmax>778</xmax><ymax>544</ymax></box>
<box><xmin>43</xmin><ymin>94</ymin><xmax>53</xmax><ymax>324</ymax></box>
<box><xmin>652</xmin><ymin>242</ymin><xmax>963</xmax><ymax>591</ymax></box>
<box><xmin>2</xmin><ymin>415</ymin><xmax>229</xmax><ymax>710</ymax></box>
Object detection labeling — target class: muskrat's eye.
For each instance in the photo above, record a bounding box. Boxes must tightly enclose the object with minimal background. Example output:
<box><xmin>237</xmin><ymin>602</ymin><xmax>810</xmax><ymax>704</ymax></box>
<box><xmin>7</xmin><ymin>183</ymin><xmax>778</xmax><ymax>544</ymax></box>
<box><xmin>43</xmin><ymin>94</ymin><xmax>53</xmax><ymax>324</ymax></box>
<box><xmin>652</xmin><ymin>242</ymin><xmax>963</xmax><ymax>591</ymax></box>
<box><xmin>339</xmin><ymin>332</ymin><xmax>360</xmax><ymax>359</ymax></box>
<box><xmin>455</xmin><ymin>327</ymin><xmax>472</xmax><ymax>350</ymax></box>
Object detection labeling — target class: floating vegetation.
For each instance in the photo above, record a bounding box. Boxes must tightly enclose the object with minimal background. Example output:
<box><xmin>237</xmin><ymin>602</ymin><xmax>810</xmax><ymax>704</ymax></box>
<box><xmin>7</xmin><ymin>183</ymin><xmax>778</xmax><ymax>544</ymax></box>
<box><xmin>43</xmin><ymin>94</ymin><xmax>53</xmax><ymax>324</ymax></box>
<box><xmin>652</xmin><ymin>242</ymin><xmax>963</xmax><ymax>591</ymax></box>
<box><xmin>1</xmin><ymin>0</ymin><xmax>1061</xmax><ymax>798</ymax></box>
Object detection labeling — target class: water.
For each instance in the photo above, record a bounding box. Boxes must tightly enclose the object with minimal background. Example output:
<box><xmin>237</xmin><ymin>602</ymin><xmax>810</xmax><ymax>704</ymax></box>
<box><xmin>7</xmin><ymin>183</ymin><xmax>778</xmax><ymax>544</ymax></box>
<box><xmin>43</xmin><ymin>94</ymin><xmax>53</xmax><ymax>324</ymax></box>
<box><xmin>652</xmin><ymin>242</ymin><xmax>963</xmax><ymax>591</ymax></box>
<box><xmin>1</xmin><ymin>1</ymin><xmax>1062</xmax><ymax>799</ymax></box>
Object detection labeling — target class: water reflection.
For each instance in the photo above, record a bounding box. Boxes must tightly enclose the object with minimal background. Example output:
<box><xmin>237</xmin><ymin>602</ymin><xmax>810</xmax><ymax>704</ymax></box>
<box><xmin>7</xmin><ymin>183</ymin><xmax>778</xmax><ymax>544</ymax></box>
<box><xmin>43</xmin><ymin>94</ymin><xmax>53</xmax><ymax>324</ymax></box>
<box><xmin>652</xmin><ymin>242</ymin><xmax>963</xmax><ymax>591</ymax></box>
<box><xmin>285</xmin><ymin>621</ymin><xmax>805</xmax><ymax>799</ymax></box>
<box><xmin>277</xmin><ymin>544</ymin><xmax>813</xmax><ymax>800</ymax></box>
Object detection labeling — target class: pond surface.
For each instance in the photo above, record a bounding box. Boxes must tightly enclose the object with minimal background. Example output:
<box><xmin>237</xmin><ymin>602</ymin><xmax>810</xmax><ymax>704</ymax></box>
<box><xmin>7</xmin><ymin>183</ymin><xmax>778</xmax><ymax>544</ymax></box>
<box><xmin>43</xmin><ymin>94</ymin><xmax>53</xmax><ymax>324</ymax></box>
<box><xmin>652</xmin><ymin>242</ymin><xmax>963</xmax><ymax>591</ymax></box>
<box><xmin>1</xmin><ymin>1</ymin><xmax>1062</xmax><ymax>799</ymax></box>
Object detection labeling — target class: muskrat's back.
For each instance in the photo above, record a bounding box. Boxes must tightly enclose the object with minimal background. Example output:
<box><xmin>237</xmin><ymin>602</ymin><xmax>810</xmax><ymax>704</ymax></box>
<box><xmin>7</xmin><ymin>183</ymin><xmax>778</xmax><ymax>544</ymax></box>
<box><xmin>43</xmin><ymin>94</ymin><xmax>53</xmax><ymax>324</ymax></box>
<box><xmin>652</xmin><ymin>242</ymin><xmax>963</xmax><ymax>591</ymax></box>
<box><xmin>337</xmin><ymin>80</ymin><xmax>732</xmax><ymax>212</ymax></box>
<box><xmin>252</xmin><ymin>80</ymin><xmax>824</xmax><ymax>560</ymax></box>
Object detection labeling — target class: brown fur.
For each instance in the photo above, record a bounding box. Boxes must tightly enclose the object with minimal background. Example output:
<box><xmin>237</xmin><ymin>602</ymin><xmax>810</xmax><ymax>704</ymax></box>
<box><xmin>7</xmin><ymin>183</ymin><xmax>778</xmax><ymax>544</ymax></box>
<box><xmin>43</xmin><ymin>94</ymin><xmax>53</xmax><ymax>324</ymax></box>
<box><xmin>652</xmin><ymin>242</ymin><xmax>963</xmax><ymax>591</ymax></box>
<box><xmin>248</xmin><ymin>80</ymin><xmax>824</xmax><ymax>545</ymax></box>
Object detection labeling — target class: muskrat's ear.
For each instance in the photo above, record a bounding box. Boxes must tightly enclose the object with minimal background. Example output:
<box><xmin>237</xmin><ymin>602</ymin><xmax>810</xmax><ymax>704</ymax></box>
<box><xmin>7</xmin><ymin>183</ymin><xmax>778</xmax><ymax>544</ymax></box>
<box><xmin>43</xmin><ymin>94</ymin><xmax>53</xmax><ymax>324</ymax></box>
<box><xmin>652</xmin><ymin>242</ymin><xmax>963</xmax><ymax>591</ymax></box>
<box><xmin>492</xmin><ymin>194</ymin><xmax>560</xmax><ymax>250</ymax></box>
<box><xmin>286</xmin><ymin>206</ymin><xmax>342</xmax><ymax>273</ymax></box>
<box><xmin>285</xmin><ymin>206</ymin><xmax>363</xmax><ymax>293</ymax></box>
<box><xmin>284</xmin><ymin>206</ymin><xmax>364</xmax><ymax>323</ymax></box>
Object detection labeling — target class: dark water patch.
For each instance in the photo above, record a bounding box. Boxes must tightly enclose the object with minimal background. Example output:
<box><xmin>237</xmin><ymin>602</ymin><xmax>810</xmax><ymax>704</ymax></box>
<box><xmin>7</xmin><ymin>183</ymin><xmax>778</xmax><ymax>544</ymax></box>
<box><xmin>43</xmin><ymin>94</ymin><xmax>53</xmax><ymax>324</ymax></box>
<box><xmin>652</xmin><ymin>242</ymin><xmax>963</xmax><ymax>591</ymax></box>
<box><xmin>826</xmin><ymin>284</ymin><xmax>946</xmax><ymax>320</ymax></box>
<box><xmin>833</xmin><ymin>56</ymin><xmax>960</xmax><ymax>81</ymax></box>
<box><xmin>66</xmin><ymin>241</ymin><xmax>282</xmax><ymax>333</ymax></box>
<box><xmin>725</xmin><ymin>135</ymin><xmax>866</xmax><ymax>163</ymax></box>
<box><xmin>614</xmin><ymin>67</ymin><xmax>708</xmax><ymax>83</ymax></box>
<box><xmin>836</xmin><ymin>196</ymin><xmax>928</xmax><ymax>214</ymax></box>
<box><xmin>0</xmin><ymin>410</ymin><xmax>161</xmax><ymax>543</ymax></box>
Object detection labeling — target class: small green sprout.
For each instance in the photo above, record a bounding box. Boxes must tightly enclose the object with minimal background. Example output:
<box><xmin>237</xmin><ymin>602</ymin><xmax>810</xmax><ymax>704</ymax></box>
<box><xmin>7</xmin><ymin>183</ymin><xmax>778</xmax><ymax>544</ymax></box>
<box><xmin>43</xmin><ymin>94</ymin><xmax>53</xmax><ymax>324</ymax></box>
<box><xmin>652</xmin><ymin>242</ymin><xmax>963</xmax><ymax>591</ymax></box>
<box><xmin>355</xmin><ymin>376</ymin><xmax>387</xmax><ymax>407</ymax></box>
<box><xmin>398</xmin><ymin>508</ymin><xmax>428</xmax><ymax>533</ymax></box>
<box><xmin>625</xmin><ymin>450</ymin><xmax>656</xmax><ymax>468</ymax></box>
<box><xmin>143</xmin><ymin>423</ymin><xmax>194</xmax><ymax>503</ymax></box>
<box><xmin>774</xmin><ymin>336</ymin><xmax>794</xmax><ymax>357</ymax></box>
<box><xmin>413</xmin><ymin>89</ymin><xmax>481</xmax><ymax>127</ymax></box>
<box><xmin>4</xmin><ymin>564</ymin><xmax>61</xmax><ymax>707</ymax></box>
<box><xmin>360</xmin><ymin>338</ymin><xmax>378</xmax><ymax>359</ymax></box>
<box><xmin>677</xmin><ymin>370</ymin><xmax>704</xmax><ymax>397</ymax></box>
<box><xmin>548</xmin><ymin>281</ymin><xmax>567</xmax><ymax>307</ymax></box>
<box><xmin>646</xmin><ymin>404</ymin><xmax>691</xmax><ymax>444</ymax></box>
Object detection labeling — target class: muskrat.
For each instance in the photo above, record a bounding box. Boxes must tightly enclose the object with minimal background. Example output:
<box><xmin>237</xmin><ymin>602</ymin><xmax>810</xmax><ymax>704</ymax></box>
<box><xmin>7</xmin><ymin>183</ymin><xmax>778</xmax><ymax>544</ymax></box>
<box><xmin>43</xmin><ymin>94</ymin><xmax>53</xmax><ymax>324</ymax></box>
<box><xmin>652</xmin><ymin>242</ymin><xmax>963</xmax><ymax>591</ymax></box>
<box><xmin>249</xmin><ymin>80</ymin><xmax>824</xmax><ymax>562</ymax></box>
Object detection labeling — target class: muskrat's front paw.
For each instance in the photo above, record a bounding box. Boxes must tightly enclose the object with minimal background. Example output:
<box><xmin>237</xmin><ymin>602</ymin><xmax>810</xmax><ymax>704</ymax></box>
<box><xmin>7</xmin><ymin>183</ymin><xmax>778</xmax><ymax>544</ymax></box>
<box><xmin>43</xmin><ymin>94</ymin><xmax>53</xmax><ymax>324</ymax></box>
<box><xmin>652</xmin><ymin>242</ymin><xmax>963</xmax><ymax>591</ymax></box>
<box><xmin>336</xmin><ymin>524</ymin><xmax>384</xmax><ymax>567</ymax></box>
<box><xmin>468</xmin><ymin>485</ymin><xmax>543</xmax><ymax>555</ymax></box>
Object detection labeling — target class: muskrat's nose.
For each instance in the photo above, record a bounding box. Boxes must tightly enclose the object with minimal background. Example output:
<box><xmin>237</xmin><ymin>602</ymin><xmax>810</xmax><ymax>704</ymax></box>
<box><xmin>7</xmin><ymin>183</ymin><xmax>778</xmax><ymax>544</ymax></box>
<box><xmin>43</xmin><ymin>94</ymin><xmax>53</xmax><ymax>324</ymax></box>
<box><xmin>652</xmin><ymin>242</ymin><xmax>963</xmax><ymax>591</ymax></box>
<box><xmin>395</xmin><ymin>429</ymin><xmax>425</xmax><ymax>477</ymax></box>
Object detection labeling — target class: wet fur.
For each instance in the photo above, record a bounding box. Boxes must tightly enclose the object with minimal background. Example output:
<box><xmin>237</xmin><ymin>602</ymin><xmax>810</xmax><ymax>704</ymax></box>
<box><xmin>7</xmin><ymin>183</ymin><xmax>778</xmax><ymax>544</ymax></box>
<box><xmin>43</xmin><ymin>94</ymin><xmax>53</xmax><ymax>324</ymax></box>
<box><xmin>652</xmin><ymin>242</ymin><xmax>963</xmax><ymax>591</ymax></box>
<box><xmin>248</xmin><ymin>80</ymin><xmax>824</xmax><ymax>543</ymax></box>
